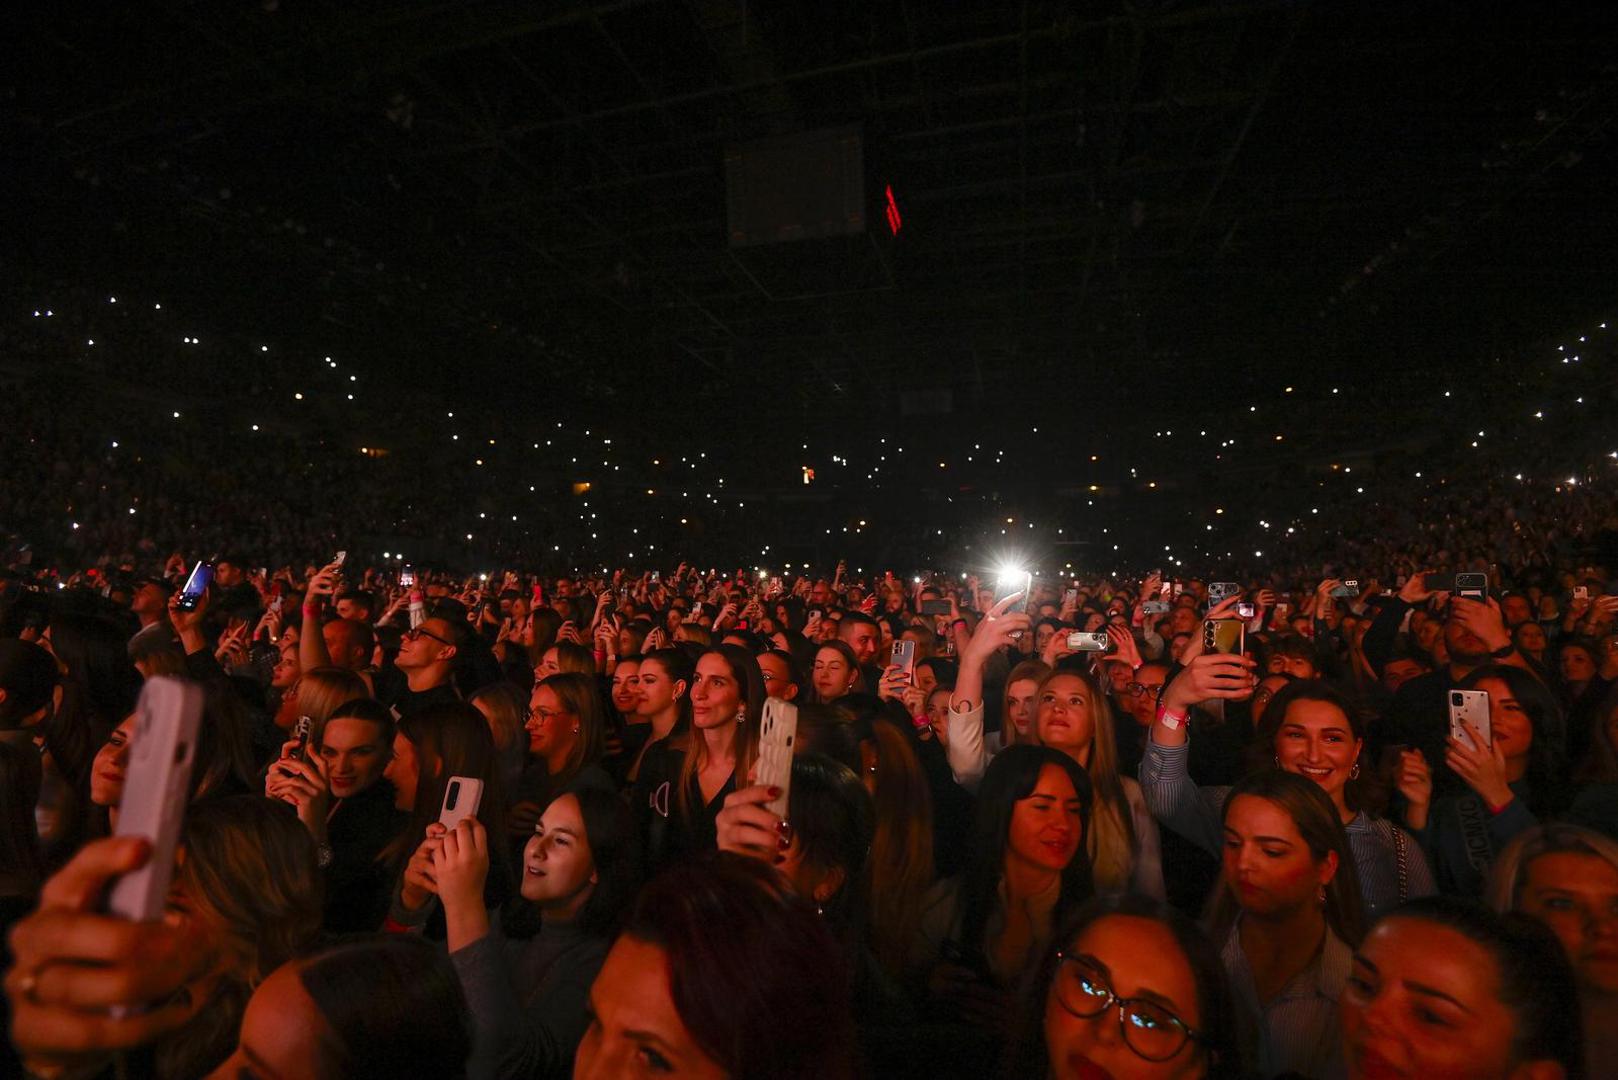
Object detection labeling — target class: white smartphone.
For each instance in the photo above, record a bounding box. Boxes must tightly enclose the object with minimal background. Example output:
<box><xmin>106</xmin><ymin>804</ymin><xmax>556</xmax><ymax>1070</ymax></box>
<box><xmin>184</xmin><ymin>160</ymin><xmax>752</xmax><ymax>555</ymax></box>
<box><xmin>1449</xmin><ymin>690</ymin><xmax>1492</xmax><ymax>751</ymax></box>
<box><xmin>438</xmin><ymin>775</ymin><xmax>484</xmax><ymax>831</ymax></box>
<box><xmin>108</xmin><ymin>677</ymin><xmax>205</xmax><ymax>922</ymax></box>
<box><xmin>757</xmin><ymin>698</ymin><xmax>799</xmax><ymax>821</ymax></box>
<box><xmin>890</xmin><ymin>639</ymin><xmax>917</xmax><ymax>683</ymax></box>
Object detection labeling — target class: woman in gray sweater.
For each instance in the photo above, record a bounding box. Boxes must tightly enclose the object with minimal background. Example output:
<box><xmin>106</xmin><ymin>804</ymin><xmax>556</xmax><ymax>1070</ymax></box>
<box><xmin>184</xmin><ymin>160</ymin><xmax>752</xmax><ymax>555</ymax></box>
<box><xmin>431</xmin><ymin>785</ymin><xmax>641</xmax><ymax>1080</ymax></box>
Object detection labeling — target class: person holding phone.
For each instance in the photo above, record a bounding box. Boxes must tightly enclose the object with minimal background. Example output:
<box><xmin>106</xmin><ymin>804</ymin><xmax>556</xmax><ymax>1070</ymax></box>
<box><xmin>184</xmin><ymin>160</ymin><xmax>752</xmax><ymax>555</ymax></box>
<box><xmin>1143</xmin><ymin>606</ymin><xmax>1435</xmax><ymax>919</ymax></box>
<box><xmin>432</xmin><ymin>787</ymin><xmax>641</xmax><ymax>1080</ymax></box>
<box><xmin>1396</xmin><ymin>664</ymin><xmax>1568</xmax><ymax>896</ymax></box>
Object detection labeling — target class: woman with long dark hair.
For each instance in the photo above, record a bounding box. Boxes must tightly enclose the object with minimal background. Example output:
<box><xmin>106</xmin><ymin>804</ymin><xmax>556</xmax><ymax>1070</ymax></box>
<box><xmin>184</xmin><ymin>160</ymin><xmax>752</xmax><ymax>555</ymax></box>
<box><xmin>1396</xmin><ymin>663</ymin><xmax>1569</xmax><ymax>896</ymax></box>
<box><xmin>916</xmin><ymin>745</ymin><xmax>1094</xmax><ymax>1035</ymax></box>
<box><xmin>433</xmin><ymin>786</ymin><xmax>642</xmax><ymax>1080</ymax></box>
<box><xmin>386</xmin><ymin>701</ymin><xmax>514</xmax><ymax>936</ymax></box>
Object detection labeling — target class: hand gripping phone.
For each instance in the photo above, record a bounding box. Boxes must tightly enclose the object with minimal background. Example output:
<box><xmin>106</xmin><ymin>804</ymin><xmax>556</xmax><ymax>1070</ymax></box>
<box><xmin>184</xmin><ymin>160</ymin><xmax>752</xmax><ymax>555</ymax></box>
<box><xmin>757</xmin><ymin>698</ymin><xmax>799</xmax><ymax>822</ymax></box>
<box><xmin>1449</xmin><ymin>690</ymin><xmax>1492</xmax><ymax>752</ymax></box>
<box><xmin>1330</xmin><ymin>580</ymin><xmax>1361</xmax><ymax>598</ymax></box>
<box><xmin>1207</xmin><ymin>582</ymin><xmax>1240</xmax><ymax>605</ymax></box>
<box><xmin>438</xmin><ymin>776</ymin><xmax>485</xmax><ymax>831</ymax></box>
<box><xmin>108</xmin><ymin>677</ymin><xmax>205</xmax><ymax>921</ymax></box>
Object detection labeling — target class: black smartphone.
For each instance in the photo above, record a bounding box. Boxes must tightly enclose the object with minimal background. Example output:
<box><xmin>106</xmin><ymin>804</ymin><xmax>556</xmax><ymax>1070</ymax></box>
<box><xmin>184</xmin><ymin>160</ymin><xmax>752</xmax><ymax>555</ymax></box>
<box><xmin>920</xmin><ymin>599</ymin><xmax>953</xmax><ymax>616</ymax></box>
<box><xmin>176</xmin><ymin>560</ymin><xmax>213</xmax><ymax>612</ymax></box>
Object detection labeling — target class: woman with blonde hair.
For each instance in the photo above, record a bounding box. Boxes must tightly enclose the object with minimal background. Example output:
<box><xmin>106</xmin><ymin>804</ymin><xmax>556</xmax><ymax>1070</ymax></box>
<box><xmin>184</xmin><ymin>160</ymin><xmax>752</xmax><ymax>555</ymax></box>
<box><xmin>996</xmin><ymin>659</ymin><xmax>1049</xmax><ymax>753</ymax></box>
<box><xmin>1487</xmin><ymin>822</ymin><xmax>1618</xmax><ymax>1078</ymax></box>
<box><xmin>1033</xmin><ymin>661</ymin><xmax>1164</xmax><ymax>898</ymax></box>
<box><xmin>293</xmin><ymin>666</ymin><xmax>370</xmax><ymax>732</ymax></box>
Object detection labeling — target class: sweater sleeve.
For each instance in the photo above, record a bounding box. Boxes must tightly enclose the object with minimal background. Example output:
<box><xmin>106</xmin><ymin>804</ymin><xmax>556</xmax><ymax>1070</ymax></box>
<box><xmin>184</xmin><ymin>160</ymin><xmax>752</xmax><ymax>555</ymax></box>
<box><xmin>946</xmin><ymin>701</ymin><xmax>988</xmax><ymax>791</ymax></box>
<box><xmin>1137</xmin><ymin>737</ymin><xmax>1226</xmax><ymax>857</ymax></box>
<box><xmin>452</xmin><ymin>933</ymin><xmax>602</xmax><ymax>1080</ymax></box>
<box><xmin>1360</xmin><ymin>597</ymin><xmax>1410</xmax><ymax>679</ymax></box>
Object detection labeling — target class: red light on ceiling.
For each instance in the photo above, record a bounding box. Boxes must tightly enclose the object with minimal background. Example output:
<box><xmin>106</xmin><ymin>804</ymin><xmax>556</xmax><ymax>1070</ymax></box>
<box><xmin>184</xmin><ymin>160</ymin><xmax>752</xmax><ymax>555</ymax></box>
<box><xmin>884</xmin><ymin>184</ymin><xmax>902</xmax><ymax>236</ymax></box>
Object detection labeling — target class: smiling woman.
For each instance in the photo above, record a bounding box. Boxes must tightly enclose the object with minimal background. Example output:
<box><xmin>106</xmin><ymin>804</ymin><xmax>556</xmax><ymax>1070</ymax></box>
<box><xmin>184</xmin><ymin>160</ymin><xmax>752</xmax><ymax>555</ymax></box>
<box><xmin>913</xmin><ymin>745</ymin><xmax>1094</xmax><ymax>1069</ymax></box>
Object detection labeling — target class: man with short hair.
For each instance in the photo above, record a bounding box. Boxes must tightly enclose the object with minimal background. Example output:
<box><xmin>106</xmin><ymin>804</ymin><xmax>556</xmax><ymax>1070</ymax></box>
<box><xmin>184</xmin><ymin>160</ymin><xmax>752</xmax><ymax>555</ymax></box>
<box><xmin>838</xmin><ymin>611</ymin><xmax>881</xmax><ymax>667</ymax></box>
<box><xmin>389</xmin><ymin>616</ymin><xmax>463</xmax><ymax>718</ymax></box>
<box><xmin>335</xmin><ymin>589</ymin><xmax>375</xmax><ymax>624</ymax></box>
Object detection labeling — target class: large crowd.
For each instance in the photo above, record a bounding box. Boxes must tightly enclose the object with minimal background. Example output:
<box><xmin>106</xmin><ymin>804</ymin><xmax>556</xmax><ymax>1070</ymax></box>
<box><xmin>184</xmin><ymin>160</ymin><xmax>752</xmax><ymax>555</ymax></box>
<box><xmin>7</xmin><ymin>287</ymin><xmax>1618</xmax><ymax>1078</ymax></box>
<box><xmin>5</xmin><ymin>527</ymin><xmax>1618</xmax><ymax>1078</ymax></box>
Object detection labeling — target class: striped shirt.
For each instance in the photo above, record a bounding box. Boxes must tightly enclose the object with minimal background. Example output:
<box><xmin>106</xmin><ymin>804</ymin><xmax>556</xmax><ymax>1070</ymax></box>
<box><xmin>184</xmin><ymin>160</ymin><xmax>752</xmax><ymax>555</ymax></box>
<box><xmin>1222</xmin><ymin>919</ymin><xmax>1351</xmax><ymax>1079</ymax></box>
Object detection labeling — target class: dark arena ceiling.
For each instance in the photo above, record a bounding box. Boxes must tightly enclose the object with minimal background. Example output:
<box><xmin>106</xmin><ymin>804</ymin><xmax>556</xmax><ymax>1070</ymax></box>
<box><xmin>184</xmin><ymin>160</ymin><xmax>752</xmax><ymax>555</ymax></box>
<box><xmin>6</xmin><ymin>2</ymin><xmax>1618</xmax><ymax>511</ymax></box>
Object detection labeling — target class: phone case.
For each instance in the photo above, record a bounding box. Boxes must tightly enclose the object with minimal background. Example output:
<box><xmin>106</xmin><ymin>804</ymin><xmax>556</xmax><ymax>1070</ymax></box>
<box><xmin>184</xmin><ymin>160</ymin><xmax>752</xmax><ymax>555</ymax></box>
<box><xmin>438</xmin><ymin>776</ymin><xmax>484</xmax><ymax>830</ymax></box>
<box><xmin>108</xmin><ymin>677</ymin><xmax>205</xmax><ymax>922</ymax></box>
<box><xmin>1449</xmin><ymin>690</ymin><xmax>1491</xmax><ymax>751</ymax></box>
<box><xmin>1203</xmin><ymin>619</ymin><xmax>1245</xmax><ymax>655</ymax></box>
<box><xmin>757</xmin><ymin>698</ymin><xmax>799</xmax><ymax>821</ymax></box>
<box><xmin>891</xmin><ymin>639</ymin><xmax>917</xmax><ymax>680</ymax></box>
<box><xmin>177</xmin><ymin>561</ymin><xmax>212</xmax><ymax>611</ymax></box>
<box><xmin>1067</xmin><ymin>632</ymin><xmax>1110</xmax><ymax>652</ymax></box>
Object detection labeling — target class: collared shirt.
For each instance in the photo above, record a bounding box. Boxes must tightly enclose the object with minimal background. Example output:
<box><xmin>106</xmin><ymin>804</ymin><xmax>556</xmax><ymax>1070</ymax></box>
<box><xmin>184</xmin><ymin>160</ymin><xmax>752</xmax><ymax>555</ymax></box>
<box><xmin>1222</xmin><ymin>918</ymin><xmax>1351</xmax><ymax>1079</ymax></box>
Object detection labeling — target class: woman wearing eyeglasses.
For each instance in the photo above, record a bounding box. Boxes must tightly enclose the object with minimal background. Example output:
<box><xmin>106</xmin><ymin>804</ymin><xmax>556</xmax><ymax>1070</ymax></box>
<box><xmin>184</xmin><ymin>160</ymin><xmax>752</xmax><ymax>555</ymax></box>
<box><xmin>1005</xmin><ymin>894</ymin><xmax>1243</xmax><ymax>1079</ymax></box>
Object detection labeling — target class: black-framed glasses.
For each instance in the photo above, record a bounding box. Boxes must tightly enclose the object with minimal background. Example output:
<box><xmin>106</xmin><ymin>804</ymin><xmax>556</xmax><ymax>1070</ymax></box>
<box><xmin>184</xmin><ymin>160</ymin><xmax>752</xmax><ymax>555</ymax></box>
<box><xmin>404</xmin><ymin>626</ymin><xmax>452</xmax><ymax>646</ymax></box>
<box><xmin>1053</xmin><ymin>953</ymin><xmax>1202</xmax><ymax>1063</ymax></box>
<box><xmin>1125</xmin><ymin>682</ymin><xmax>1164</xmax><ymax>698</ymax></box>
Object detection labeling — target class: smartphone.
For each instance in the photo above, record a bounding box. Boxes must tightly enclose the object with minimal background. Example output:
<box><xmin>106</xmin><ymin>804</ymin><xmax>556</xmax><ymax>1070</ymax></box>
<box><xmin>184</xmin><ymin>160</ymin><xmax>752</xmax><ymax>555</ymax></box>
<box><xmin>1142</xmin><ymin>600</ymin><xmax>1170</xmax><ymax>615</ymax></box>
<box><xmin>651</xmin><ymin>570</ymin><xmax>660</xmax><ymax>582</ymax></box>
<box><xmin>1172</xmin><ymin>583</ymin><xmax>1184</xmax><ymax>597</ymax></box>
<box><xmin>1330</xmin><ymin>580</ymin><xmax>1361</xmax><ymax>598</ymax></box>
<box><xmin>333</xmin><ymin>550</ymin><xmax>348</xmax><ymax>569</ymax></box>
<box><xmin>1575</xmin><ymin>586</ymin><xmax>1590</xmax><ymax>601</ymax></box>
<box><xmin>997</xmin><ymin>570</ymin><xmax>1034</xmax><ymax>612</ymax></box>
<box><xmin>1207</xmin><ymin>582</ymin><xmax>1240</xmax><ymax>604</ymax></box>
<box><xmin>1274</xmin><ymin>601</ymin><xmax>1291</xmax><ymax>619</ymax></box>
<box><xmin>920</xmin><ymin>599</ymin><xmax>953</xmax><ymax>616</ymax></box>
<box><xmin>400</xmin><ymin>565</ymin><xmax>416</xmax><ymax>588</ymax></box>
<box><xmin>176</xmin><ymin>559</ymin><xmax>213</xmax><ymax>612</ymax></box>
<box><xmin>438</xmin><ymin>776</ymin><xmax>485</xmax><ymax>831</ymax></box>
<box><xmin>769</xmin><ymin>576</ymin><xmax>782</xmax><ymax>594</ymax></box>
<box><xmin>1203</xmin><ymin>619</ymin><xmax>1245</xmax><ymax>656</ymax></box>
<box><xmin>691</xmin><ymin>602</ymin><xmax>703</xmax><ymax>620</ymax></box>
<box><xmin>1423</xmin><ymin>572</ymin><xmax>1456</xmax><ymax>593</ymax></box>
<box><xmin>1448</xmin><ymin>689</ymin><xmax>1491</xmax><ymax>751</ymax></box>
<box><xmin>108</xmin><ymin>677</ymin><xmax>205</xmax><ymax>922</ymax></box>
<box><xmin>1063</xmin><ymin>588</ymin><xmax>1079</xmax><ymax>608</ymax></box>
<box><xmin>1454</xmin><ymin>572</ymin><xmax>1488</xmax><ymax>602</ymax></box>
<box><xmin>757</xmin><ymin>698</ymin><xmax>799</xmax><ymax>821</ymax></box>
<box><xmin>1237</xmin><ymin>601</ymin><xmax>1257</xmax><ymax>619</ymax></box>
<box><xmin>1067</xmin><ymin>631</ymin><xmax>1111</xmax><ymax>652</ymax></box>
<box><xmin>270</xmin><ymin>595</ymin><xmax>283</xmax><ymax>614</ymax></box>
<box><xmin>891</xmin><ymin>639</ymin><xmax>917</xmax><ymax>682</ymax></box>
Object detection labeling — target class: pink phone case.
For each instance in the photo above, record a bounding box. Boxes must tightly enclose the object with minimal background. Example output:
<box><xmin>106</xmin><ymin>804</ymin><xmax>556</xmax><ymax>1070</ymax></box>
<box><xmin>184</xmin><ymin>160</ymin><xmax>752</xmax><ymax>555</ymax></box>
<box><xmin>108</xmin><ymin>677</ymin><xmax>204</xmax><ymax>922</ymax></box>
<box><xmin>438</xmin><ymin>776</ymin><xmax>484</xmax><ymax>831</ymax></box>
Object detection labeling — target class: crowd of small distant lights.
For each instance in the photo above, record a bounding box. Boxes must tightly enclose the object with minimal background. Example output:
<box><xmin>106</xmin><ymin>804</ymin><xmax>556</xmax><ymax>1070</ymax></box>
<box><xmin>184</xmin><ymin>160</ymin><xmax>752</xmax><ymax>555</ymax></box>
<box><xmin>29</xmin><ymin>296</ymin><xmax>1618</xmax><ymax>577</ymax></box>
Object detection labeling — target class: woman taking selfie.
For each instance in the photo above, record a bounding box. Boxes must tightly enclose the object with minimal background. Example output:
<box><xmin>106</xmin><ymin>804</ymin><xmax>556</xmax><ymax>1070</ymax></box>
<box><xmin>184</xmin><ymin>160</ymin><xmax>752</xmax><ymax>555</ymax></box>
<box><xmin>1143</xmin><ymin>657</ymin><xmax>1434</xmax><ymax>918</ymax></box>
<box><xmin>1005</xmin><ymin>894</ymin><xmax>1242</xmax><ymax>1079</ymax></box>
<box><xmin>433</xmin><ymin>787</ymin><xmax>641</xmax><ymax>1080</ymax></box>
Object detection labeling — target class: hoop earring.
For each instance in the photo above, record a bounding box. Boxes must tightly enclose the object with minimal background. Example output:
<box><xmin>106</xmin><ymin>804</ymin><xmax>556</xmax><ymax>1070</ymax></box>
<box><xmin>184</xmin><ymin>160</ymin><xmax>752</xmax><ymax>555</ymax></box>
<box><xmin>1349</xmin><ymin>762</ymin><xmax>1361</xmax><ymax>780</ymax></box>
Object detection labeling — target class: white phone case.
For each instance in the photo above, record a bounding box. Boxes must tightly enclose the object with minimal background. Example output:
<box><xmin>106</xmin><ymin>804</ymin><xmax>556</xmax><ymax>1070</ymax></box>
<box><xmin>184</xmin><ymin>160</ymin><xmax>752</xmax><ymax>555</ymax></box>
<box><xmin>757</xmin><ymin>698</ymin><xmax>799</xmax><ymax>821</ymax></box>
<box><xmin>108</xmin><ymin>677</ymin><xmax>204</xmax><ymax>922</ymax></box>
<box><xmin>438</xmin><ymin>776</ymin><xmax>484</xmax><ymax>831</ymax></box>
<box><xmin>1448</xmin><ymin>690</ymin><xmax>1492</xmax><ymax>751</ymax></box>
